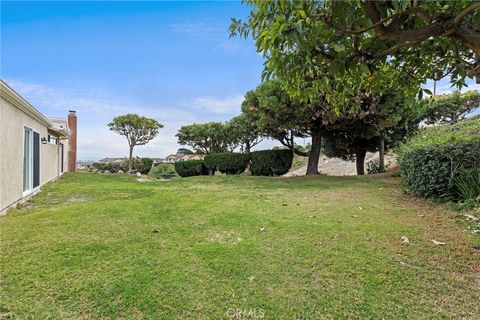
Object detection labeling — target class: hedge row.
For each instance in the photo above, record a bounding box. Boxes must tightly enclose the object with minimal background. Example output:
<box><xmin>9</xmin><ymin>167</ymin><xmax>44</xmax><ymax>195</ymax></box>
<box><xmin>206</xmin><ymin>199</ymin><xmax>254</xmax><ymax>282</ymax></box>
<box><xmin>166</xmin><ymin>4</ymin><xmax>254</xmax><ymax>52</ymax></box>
<box><xmin>174</xmin><ymin>160</ymin><xmax>209</xmax><ymax>177</ymax></box>
<box><xmin>175</xmin><ymin>149</ymin><xmax>293</xmax><ymax>177</ymax></box>
<box><xmin>398</xmin><ymin>116</ymin><xmax>480</xmax><ymax>199</ymax></box>
<box><xmin>250</xmin><ymin>149</ymin><xmax>293</xmax><ymax>176</ymax></box>
<box><xmin>204</xmin><ymin>153</ymin><xmax>250</xmax><ymax>175</ymax></box>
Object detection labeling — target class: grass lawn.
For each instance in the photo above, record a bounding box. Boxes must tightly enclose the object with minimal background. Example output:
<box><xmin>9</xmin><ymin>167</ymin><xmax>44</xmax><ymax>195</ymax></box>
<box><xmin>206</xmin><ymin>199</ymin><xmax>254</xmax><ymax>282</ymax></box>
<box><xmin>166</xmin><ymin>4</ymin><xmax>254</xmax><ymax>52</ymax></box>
<box><xmin>1</xmin><ymin>173</ymin><xmax>479</xmax><ymax>319</ymax></box>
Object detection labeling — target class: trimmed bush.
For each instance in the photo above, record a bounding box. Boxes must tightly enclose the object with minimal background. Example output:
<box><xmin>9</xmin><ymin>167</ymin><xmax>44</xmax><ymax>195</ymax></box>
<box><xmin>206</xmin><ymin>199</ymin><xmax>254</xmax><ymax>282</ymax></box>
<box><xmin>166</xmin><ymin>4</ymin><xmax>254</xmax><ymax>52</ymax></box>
<box><xmin>250</xmin><ymin>149</ymin><xmax>293</xmax><ymax>176</ymax></box>
<box><xmin>204</xmin><ymin>153</ymin><xmax>250</xmax><ymax>175</ymax></box>
<box><xmin>120</xmin><ymin>157</ymin><xmax>153</xmax><ymax>174</ymax></box>
<box><xmin>366</xmin><ymin>159</ymin><xmax>388</xmax><ymax>174</ymax></box>
<box><xmin>175</xmin><ymin>160</ymin><xmax>209</xmax><ymax>177</ymax></box>
<box><xmin>148</xmin><ymin>163</ymin><xmax>176</xmax><ymax>179</ymax></box>
<box><xmin>398</xmin><ymin>116</ymin><xmax>480</xmax><ymax>199</ymax></box>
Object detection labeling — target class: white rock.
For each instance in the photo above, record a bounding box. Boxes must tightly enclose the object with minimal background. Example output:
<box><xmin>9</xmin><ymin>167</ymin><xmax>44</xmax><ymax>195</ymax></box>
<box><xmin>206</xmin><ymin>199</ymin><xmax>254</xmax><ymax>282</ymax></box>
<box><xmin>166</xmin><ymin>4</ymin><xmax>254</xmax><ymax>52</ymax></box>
<box><xmin>136</xmin><ymin>172</ymin><xmax>142</xmax><ymax>177</ymax></box>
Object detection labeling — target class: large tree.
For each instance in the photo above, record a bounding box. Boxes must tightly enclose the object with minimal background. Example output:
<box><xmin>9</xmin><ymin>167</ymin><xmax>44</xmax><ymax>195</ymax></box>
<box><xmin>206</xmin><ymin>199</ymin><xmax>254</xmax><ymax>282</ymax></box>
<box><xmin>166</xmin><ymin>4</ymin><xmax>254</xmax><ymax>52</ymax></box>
<box><xmin>241</xmin><ymin>80</ymin><xmax>324</xmax><ymax>175</ymax></box>
<box><xmin>423</xmin><ymin>90</ymin><xmax>480</xmax><ymax>124</ymax></box>
<box><xmin>108</xmin><ymin>114</ymin><xmax>163</xmax><ymax>172</ymax></box>
<box><xmin>241</xmin><ymin>80</ymin><xmax>398</xmax><ymax>175</ymax></box>
<box><xmin>323</xmin><ymin>93</ymin><xmax>423</xmax><ymax>174</ymax></box>
<box><xmin>231</xmin><ymin>1</ymin><xmax>479</xmax><ymax>106</ymax></box>
<box><xmin>176</xmin><ymin>122</ymin><xmax>236</xmax><ymax>154</ymax></box>
<box><xmin>226</xmin><ymin>114</ymin><xmax>263</xmax><ymax>153</ymax></box>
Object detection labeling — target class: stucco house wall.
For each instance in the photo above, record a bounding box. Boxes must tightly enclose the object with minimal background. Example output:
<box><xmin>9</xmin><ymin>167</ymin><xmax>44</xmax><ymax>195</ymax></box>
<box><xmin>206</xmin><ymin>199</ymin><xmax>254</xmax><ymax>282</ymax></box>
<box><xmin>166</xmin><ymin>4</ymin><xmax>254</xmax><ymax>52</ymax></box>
<box><xmin>0</xmin><ymin>80</ymin><xmax>73</xmax><ymax>214</ymax></box>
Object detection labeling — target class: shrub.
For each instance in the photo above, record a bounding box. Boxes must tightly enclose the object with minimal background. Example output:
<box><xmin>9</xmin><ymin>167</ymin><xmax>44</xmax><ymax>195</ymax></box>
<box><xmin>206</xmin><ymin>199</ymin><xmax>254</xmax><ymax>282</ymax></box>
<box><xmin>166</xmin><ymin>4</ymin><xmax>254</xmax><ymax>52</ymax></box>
<box><xmin>366</xmin><ymin>159</ymin><xmax>388</xmax><ymax>174</ymax></box>
<box><xmin>454</xmin><ymin>170</ymin><xmax>480</xmax><ymax>203</ymax></box>
<box><xmin>250</xmin><ymin>149</ymin><xmax>293</xmax><ymax>176</ymax></box>
<box><xmin>121</xmin><ymin>157</ymin><xmax>153</xmax><ymax>174</ymax></box>
<box><xmin>137</xmin><ymin>157</ymin><xmax>153</xmax><ymax>174</ymax></box>
<box><xmin>92</xmin><ymin>162</ymin><xmax>109</xmax><ymax>171</ymax></box>
<box><xmin>92</xmin><ymin>161</ymin><xmax>122</xmax><ymax>173</ymax></box>
<box><xmin>204</xmin><ymin>153</ymin><xmax>250</xmax><ymax>175</ymax></box>
<box><xmin>148</xmin><ymin>164</ymin><xmax>176</xmax><ymax>179</ymax></box>
<box><xmin>175</xmin><ymin>160</ymin><xmax>209</xmax><ymax>177</ymax></box>
<box><xmin>398</xmin><ymin>116</ymin><xmax>480</xmax><ymax>199</ymax></box>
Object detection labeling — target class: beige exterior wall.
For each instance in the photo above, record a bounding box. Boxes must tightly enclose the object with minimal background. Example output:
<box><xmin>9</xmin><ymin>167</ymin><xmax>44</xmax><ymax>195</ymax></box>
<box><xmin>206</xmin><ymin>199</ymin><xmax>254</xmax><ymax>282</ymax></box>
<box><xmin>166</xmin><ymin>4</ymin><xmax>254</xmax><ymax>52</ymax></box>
<box><xmin>0</xmin><ymin>96</ymin><xmax>68</xmax><ymax>213</ymax></box>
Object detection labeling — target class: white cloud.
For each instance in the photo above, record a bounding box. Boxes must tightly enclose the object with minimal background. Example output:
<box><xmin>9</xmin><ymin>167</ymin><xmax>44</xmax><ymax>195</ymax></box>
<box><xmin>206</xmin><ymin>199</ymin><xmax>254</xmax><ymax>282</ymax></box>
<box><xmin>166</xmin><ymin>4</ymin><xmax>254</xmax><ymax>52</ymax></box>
<box><xmin>169</xmin><ymin>21</ymin><xmax>249</xmax><ymax>54</ymax></box>
<box><xmin>169</xmin><ymin>22</ymin><xmax>224</xmax><ymax>38</ymax></box>
<box><xmin>4</xmin><ymin>79</ymin><xmax>198</xmax><ymax>160</ymax></box>
<box><xmin>423</xmin><ymin>79</ymin><xmax>480</xmax><ymax>96</ymax></box>
<box><xmin>192</xmin><ymin>94</ymin><xmax>243</xmax><ymax>115</ymax></box>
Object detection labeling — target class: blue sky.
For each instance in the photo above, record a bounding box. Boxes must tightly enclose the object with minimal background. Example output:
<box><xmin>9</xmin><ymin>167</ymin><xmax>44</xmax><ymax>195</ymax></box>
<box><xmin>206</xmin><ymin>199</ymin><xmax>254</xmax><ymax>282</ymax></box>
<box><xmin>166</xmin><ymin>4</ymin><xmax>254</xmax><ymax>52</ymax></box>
<box><xmin>2</xmin><ymin>1</ymin><xmax>479</xmax><ymax>160</ymax></box>
<box><xmin>1</xmin><ymin>1</ymin><xmax>265</xmax><ymax>160</ymax></box>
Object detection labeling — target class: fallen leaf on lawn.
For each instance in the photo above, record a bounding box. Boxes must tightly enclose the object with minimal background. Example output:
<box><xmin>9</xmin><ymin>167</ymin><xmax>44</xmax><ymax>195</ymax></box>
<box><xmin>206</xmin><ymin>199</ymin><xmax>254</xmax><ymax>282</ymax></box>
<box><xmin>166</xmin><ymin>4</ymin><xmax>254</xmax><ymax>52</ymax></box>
<box><xmin>464</xmin><ymin>214</ymin><xmax>479</xmax><ymax>221</ymax></box>
<box><xmin>352</xmin><ymin>215</ymin><xmax>358</xmax><ymax>218</ymax></box>
<box><xmin>432</xmin><ymin>240</ymin><xmax>445</xmax><ymax>245</ymax></box>
<box><xmin>401</xmin><ymin>236</ymin><xmax>410</xmax><ymax>244</ymax></box>
<box><xmin>260</xmin><ymin>227</ymin><xmax>266</xmax><ymax>232</ymax></box>
<box><xmin>358</xmin><ymin>207</ymin><xmax>363</xmax><ymax>210</ymax></box>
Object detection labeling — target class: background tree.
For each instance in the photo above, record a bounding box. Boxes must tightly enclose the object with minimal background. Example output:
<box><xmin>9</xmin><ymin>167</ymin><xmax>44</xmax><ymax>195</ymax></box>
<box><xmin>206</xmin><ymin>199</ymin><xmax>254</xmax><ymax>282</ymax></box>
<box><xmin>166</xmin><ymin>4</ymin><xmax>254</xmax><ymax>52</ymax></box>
<box><xmin>176</xmin><ymin>122</ymin><xmax>236</xmax><ymax>154</ymax></box>
<box><xmin>108</xmin><ymin>114</ymin><xmax>163</xmax><ymax>172</ymax></box>
<box><xmin>322</xmin><ymin>94</ymin><xmax>423</xmax><ymax>174</ymax></box>
<box><xmin>177</xmin><ymin>148</ymin><xmax>194</xmax><ymax>155</ymax></box>
<box><xmin>231</xmin><ymin>1</ymin><xmax>478</xmax><ymax>107</ymax></box>
<box><xmin>241</xmin><ymin>80</ymin><xmax>410</xmax><ymax>175</ymax></box>
<box><xmin>226</xmin><ymin>114</ymin><xmax>263</xmax><ymax>153</ymax></box>
<box><xmin>241</xmin><ymin>80</ymin><xmax>324</xmax><ymax>175</ymax></box>
<box><xmin>423</xmin><ymin>90</ymin><xmax>480</xmax><ymax>124</ymax></box>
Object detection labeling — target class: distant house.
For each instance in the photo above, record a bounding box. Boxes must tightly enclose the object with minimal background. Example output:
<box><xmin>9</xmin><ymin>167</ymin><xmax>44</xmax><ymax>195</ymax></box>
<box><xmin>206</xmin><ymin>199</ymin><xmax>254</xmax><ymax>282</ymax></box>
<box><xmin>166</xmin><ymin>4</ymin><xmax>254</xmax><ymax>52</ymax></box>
<box><xmin>164</xmin><ymin>153</ymin><xmax>203</xmax><ymax>163</ymax></box>
<box><xmin>0</xmin><ymin>80</ymin><xmax>77</xmax><ymax>214</ymax></box>
<box><xmin>165</xmin><ymin>154</ymin><xmax>178</xmax><ymax>163</ymax></box>
<box><xmin>76</xmin><ymin>160</ymin><xmax>94</xmax><ymax>170</ymax></box>
<box><xmin>151</xmin><ymin>158</ymin><xmax>166</xmax><ymax>164</ymax></box>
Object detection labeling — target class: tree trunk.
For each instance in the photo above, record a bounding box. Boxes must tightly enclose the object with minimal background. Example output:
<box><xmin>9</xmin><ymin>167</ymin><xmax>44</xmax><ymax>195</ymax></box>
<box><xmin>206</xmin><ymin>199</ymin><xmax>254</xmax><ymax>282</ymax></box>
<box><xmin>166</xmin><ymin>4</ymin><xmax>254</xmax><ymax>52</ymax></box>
<box><xmin>356</xmin><ymin>149</ymin><xmax>367</xmax><ymax>175</ymax></box>
<box><xmin>128</xmin><ymin>145</ymin><xmax>134</xmax><ymax>172</ymax></box>
<box><xmin>306</xmin><ymin>128</ymin><xmax>321</xmax><ymax>175</ymax></box>
<box><xmin>245</xmin><ymin>141</ymin><xmax>251</xmax><ymax>154</ymax></box>
<box><xmin>379</xmin><ymin>135</ymin><xmax>385</xmax><ymax>173</ymax></box>
<box><xmin>245</xmin><ymin>142</ymin><xmax>252</xmax><ymax>175</ymax></box>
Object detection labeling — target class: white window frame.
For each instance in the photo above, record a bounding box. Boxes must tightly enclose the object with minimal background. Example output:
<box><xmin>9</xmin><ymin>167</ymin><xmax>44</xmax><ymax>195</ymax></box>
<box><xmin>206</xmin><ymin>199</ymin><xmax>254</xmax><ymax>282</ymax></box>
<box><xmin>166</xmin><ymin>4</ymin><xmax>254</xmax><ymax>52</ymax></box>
<box><xmin>23</xmin><ymin>126</ymin><xmax>41</xmax><ymax>197</ymax></box>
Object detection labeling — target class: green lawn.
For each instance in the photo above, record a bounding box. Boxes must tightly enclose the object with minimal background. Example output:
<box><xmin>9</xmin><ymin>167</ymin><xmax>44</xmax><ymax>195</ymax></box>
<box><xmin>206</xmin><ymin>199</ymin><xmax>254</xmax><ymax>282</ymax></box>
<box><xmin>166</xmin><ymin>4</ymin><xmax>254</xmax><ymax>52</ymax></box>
<box><xmin>1</xmin><ymin>173</ymin><xmax>479</xmax><ymax>319</ymax></box>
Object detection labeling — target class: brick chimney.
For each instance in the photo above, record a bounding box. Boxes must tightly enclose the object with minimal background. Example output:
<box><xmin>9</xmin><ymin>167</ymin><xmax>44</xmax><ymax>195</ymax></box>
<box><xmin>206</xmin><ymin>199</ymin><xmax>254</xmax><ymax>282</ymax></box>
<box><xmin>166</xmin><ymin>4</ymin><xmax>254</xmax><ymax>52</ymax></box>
<box><xmin>68</xmin><ymin>110</ymin><xmax>77</xmax><ymax>172</ymax></box>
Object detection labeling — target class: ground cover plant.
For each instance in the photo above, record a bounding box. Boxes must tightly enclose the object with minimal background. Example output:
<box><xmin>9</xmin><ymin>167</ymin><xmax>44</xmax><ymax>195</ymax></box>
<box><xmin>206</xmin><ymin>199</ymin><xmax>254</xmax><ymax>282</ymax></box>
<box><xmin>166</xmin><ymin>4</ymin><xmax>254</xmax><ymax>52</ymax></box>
<box><xmin>1</xmin><ymin>173</ymin><xmax>479</xmax><ymax>319</ymax></box>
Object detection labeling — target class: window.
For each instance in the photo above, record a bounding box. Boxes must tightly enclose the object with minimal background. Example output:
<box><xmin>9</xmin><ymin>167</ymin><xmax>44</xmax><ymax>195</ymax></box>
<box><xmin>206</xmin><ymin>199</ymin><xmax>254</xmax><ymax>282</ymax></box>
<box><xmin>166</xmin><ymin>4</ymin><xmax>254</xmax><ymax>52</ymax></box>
<box><xmin>48</xmin><ymin>134</ymin><xmax>58</xmax><ymax>145</ymax></box>
<box><xmin>23</xmin><ymin>127</ymin><xmax>40</xmax><ymax>195</ymax></box>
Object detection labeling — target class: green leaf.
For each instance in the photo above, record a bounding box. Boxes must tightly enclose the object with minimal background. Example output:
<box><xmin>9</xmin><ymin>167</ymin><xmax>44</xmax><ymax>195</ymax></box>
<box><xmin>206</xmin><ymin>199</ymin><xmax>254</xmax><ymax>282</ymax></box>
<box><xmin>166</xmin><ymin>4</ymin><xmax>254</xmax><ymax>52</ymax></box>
<box><xmin>332</xmin><ymin>44</ymin><xmax>345</xmax><ymax>52</ymax></box>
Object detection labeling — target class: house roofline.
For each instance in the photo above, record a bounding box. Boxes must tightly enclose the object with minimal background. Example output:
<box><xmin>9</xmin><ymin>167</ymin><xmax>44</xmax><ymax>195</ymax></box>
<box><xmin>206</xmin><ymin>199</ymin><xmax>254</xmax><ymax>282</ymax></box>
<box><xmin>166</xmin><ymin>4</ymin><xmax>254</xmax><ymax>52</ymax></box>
<box><xmin>1</xmin><ymin>79</ymin><xmax>69</xmax><ymax>137</ymax></box>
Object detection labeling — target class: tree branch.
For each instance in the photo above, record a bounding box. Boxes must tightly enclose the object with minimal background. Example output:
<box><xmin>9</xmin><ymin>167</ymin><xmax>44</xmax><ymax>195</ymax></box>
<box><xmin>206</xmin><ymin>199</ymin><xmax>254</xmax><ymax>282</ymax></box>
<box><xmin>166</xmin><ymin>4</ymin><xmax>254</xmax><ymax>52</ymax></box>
<box><xmin>453</xmin><ymin>2</ymin><xmax>480</xmax><ymax>24</ymax></box>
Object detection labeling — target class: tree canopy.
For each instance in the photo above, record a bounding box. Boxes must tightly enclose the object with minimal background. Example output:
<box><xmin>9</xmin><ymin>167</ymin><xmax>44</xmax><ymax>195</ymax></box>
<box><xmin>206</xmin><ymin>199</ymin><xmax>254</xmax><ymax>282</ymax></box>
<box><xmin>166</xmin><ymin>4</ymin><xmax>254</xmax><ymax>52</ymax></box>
<box><xmin>176</xmin><ymin>122</ymin><xmax>236</xmax><ymax>154</ymax></box>
<box><xmin>227</xmin><ymin>114</ymin><xmax>263</xmax><ymax>153</ymax></box>
<box><xmin>230</xmin><ymin>1</ymin><xmax>479</xmax><ymax>106</ymax></box>
<box><xmin>108</xmin><ymin>114</ymin><xmax>163</xmax><ymax>171</ymax></box>
<box><xmin>423</xmin><ymin>90</ymin><xmax>480</xmax><ymax>124</ymax></box>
